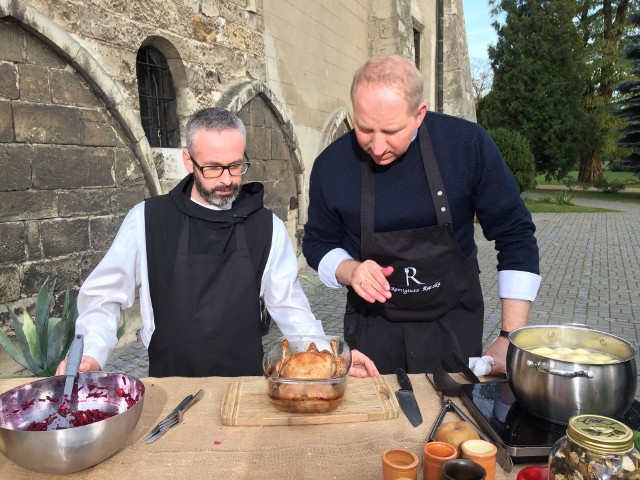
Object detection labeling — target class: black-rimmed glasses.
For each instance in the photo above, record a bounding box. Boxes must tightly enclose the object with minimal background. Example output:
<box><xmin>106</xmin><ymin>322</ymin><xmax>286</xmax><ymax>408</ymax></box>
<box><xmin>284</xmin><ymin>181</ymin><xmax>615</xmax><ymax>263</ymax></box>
<box><xmin>189</xmin><ymin>153</ymin><xmax>250</xmax><ymax>179</ymax></box>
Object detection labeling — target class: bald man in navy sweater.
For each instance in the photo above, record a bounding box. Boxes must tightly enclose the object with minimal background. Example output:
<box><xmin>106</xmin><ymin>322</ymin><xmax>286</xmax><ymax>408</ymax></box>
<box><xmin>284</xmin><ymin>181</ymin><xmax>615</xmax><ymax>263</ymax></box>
<box><xmin>303</xmin><ymin>55</ymin><xmax>541</xmax><ymax>375</ymax></box>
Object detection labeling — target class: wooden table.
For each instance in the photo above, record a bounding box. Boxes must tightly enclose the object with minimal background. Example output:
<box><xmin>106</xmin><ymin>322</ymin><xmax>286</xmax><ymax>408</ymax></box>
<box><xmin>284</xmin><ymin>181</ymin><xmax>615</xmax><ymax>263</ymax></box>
<box><xmin>0</xmin><ymin>375</ymin><xmax>540</xmax><ymax>479</ymax></box>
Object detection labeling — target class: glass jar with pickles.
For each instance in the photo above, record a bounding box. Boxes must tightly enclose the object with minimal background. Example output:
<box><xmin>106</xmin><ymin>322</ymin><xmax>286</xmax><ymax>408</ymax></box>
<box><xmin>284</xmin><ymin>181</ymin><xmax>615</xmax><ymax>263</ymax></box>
<box><xmin>548</xmin><ymin>415</ymin><xmax>640</xmax><ymax>480</ymax></box>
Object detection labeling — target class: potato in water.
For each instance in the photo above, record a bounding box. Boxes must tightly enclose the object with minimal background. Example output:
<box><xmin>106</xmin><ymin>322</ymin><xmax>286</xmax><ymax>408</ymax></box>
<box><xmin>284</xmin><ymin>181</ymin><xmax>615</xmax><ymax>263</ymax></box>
<box><xmin>527</xmin><ymin>346</ymin><xmax>618</xmax><ymax>364</ymax></box>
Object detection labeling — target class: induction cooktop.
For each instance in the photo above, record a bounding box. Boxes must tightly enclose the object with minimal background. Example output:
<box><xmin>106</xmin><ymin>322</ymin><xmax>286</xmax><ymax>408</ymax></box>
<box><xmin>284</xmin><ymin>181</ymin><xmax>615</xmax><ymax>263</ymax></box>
<box><xmin>459</xmin><ymin>381</ymin><xmax>640</xmax><ymax>461</ymax></box>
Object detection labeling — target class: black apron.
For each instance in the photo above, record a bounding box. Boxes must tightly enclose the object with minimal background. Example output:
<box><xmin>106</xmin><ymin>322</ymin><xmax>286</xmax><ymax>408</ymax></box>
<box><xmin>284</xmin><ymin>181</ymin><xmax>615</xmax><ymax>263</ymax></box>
<box><xmin>344</xmin><ymin>124</ymin><xmax>484</xmax><ymax>374</ymax></box>
<box><xmin>148</xmin><ymin>215</ymin><xmax>263</xmax><ymax>377</ymax></box>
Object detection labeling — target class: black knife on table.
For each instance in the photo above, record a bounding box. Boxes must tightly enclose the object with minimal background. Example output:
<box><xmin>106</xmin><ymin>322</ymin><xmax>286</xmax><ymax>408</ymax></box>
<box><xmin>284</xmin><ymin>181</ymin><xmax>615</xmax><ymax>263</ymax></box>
<box><xmin>395</xmin><ymin>368</ymin><xmax>423</xmax><ymax>427</ymax></box>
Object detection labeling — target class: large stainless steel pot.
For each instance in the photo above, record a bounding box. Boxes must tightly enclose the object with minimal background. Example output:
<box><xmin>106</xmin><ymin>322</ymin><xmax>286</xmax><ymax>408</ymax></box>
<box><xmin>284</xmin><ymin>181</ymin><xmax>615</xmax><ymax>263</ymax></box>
<box><xmin>506</xmin><ymin>325</ymin><xmax>637</xmax><ymax>425</ymax></box>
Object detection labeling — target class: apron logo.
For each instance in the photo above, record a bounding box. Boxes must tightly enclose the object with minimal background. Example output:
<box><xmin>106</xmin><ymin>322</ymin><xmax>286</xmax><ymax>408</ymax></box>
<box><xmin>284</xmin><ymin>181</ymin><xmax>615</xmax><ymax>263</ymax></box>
<box><xmin>392</xmin><ymin>268</ymin><xmax>441</xmax><ymax>295</ymax></box>
<box><xmin>390</xmin><ymin>281</ymin><xmax>441</xmax><ymax>295</ymax></box>
<box><xmin>404</xmin><ymin>267</ymin><xmax>424</xmax><ymax>285</ymax></box>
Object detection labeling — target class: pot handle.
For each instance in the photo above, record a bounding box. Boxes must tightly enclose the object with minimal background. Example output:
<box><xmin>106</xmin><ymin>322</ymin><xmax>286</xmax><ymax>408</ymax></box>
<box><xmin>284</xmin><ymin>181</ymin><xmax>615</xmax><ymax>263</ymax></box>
<box><xmin>526</xmin><ymin>360</ymin><xmax>594</xmax><ymax>378</ymax></box>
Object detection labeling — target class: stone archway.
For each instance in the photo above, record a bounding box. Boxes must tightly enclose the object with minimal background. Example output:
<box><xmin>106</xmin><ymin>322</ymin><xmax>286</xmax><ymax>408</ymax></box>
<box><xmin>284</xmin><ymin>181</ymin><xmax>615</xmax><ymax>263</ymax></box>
<box><xmin>218</xmin><ymin>80</ymin><xmax>305</xmax><ymax>245</ymax></box>
<box><xmin>319</xmin><ymin>108</ymin><xmax>353</xmax><ymax>155</ymax></box>
<box><xmin>0</xmin><ymin>0</ymin><xmax>161</xmax><ymax>196</ymax></box>
<box><xmin>0</xmin><ymin>4</ymin><xmax>159</xmax><ymax>370</ymax></box>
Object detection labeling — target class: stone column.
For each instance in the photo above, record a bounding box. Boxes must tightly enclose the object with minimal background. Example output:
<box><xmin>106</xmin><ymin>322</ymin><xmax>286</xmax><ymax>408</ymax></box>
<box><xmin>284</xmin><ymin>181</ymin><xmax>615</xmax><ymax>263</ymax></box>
<box><xmin>442</xmin><ymin>0</ymin><xmax>476</xmax><ymax>121</ymax></box>
<box><xmin>369</xmin><ymin>0</ymin><xmax>414</xmax><ymax>58</ymax></box>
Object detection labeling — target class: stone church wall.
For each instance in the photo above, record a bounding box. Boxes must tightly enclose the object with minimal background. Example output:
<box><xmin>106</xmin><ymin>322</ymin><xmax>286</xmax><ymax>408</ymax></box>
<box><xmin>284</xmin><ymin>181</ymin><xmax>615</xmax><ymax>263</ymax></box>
<box><xmin>0</xmin><ymin>19</ymin><xmax>148</xmax><ymax>373</ymax></box>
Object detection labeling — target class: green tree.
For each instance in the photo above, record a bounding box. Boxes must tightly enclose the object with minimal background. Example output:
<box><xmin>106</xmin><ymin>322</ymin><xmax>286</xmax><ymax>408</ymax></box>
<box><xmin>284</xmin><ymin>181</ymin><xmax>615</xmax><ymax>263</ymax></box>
<box><xmin>615</xmin><ymin>13</ymin><xmax>640</xmax><ymax>173</ymax></box>
<box><xmin>481</xmin><ymin>0</ymin><xmax>589</xmax><ymax>180</ymax></box>
<box><xmin>488</xmin><ymin>128</ymin><xmax>536</xmax><ymax>192</ymax></box>
<box><xmin>576</xmin><ymin>1</ymin><xmax>638</xmax><ymax>183</ymax></box>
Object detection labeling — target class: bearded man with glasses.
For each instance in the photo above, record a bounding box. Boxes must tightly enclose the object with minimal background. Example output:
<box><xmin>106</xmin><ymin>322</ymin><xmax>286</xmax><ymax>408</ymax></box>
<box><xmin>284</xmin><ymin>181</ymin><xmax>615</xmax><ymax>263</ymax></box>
<box><xmin>57</xmin><ymin>107</ymin><xmax>378</xmax><ymax>378</ymax></box>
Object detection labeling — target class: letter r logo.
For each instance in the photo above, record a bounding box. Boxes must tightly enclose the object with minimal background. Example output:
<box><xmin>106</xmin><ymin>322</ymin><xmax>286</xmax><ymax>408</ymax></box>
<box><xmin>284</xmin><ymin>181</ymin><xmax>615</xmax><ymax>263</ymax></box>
<box><xmin>404</xmin><ymin>267</ymin><xmax>424</xmax><ymax>285</ymax></box>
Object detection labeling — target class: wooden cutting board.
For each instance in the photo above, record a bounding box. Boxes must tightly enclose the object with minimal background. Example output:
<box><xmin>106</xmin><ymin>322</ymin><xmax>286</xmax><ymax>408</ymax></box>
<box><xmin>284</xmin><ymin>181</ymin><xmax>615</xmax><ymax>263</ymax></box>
<box><xmin>220</xmin><ymin>375</ymin><xmax>400</xmax><ymax>426</ymax></box>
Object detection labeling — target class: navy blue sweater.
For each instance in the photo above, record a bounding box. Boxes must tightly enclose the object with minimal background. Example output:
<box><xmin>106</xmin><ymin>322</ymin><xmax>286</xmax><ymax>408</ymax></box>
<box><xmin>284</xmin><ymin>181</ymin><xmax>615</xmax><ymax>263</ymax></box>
<box><xmin>303</xmin><ymin>112</ymin><xmax>539</xmax><ymax>275</ymax></box>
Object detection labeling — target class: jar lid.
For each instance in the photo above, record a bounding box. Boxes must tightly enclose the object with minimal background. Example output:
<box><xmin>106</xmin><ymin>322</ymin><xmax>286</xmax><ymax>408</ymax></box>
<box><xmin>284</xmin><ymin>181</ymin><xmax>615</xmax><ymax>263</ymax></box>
<box><xmin>567</xmin><ymin>415</ymin><xmax>634</xmax><ymax>453</ymax></box>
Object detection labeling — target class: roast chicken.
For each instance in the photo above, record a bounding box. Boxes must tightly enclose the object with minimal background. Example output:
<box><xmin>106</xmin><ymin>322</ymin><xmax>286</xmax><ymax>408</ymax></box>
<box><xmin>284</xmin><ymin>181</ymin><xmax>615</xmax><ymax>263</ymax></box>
<box><xmin>266</xmin><ymin>337</ymin><xmax>350</xmax><ymax>413</ymax></box>
<box><xmin>274</xmin><ymin>338</ymin><xmax>347</xmax><ymax>379</ymax></box>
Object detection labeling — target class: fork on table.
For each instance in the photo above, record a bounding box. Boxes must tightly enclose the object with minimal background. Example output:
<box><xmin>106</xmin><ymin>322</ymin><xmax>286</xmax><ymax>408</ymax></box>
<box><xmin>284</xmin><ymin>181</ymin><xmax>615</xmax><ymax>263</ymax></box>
<box><xmin>144</xmin><ymin>389</ymin><xmax>204</xmax><ymax>443</ymax></box>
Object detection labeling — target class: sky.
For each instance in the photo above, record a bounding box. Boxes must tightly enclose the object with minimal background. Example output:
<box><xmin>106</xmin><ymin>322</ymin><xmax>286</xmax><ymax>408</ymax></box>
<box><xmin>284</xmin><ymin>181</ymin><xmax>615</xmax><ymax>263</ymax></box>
<box><xmin>462</xmin><ymin>0</ymin><xmax>498</xmax><ymax>61</ymax></box>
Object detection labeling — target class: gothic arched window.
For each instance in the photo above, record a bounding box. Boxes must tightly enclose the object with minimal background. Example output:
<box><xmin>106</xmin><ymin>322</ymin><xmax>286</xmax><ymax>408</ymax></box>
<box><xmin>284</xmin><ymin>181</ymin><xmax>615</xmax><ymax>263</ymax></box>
<box><xmin>136</xmin><ymin>46</ymin><xmax>180</xmax><ymax>147</ymax></box>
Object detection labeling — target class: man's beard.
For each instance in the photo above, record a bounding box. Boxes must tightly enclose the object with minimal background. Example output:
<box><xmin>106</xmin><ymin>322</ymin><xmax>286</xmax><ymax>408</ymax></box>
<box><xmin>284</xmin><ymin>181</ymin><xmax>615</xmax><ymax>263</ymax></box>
<box><xmin>193</xmin><ymin>174</ymin><xmax>241</xmax><ymax>208</ymax></box>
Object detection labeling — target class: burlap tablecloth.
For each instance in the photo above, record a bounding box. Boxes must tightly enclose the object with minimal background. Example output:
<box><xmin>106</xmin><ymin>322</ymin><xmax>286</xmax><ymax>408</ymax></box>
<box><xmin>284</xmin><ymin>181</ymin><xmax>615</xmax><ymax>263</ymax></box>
<box><xmin>0</xmin><ymin>375</ymin><xmax>542</xmax><ymax>479</ymax></box>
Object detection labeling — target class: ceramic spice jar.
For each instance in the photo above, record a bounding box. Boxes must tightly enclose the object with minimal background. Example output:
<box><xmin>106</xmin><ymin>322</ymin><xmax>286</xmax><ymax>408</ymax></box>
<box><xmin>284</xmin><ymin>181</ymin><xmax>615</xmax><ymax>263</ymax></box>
<box><xmin>460</xmin><ymin>439</ymin><xmax>497</xmax><ymax>480</ymax></box>
<box><xmin>424</xmin><ymin>441</ymin><xmax>458</xmax><ymax>480</ymax></box>
<box><xmin>382</xmin><ymin>448</ymin><xmax>420</xmax><ymax>480</ymax></box>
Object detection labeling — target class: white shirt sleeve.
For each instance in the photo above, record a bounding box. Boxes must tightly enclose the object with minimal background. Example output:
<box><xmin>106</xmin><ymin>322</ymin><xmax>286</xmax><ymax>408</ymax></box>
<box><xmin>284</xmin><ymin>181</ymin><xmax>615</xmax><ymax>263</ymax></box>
<box><xmin>75</xmin><ymin>202</ymin><xmax>152</xmax><ymax>368</ymax></box>
<box><xmin>261</xmin><ymin>214</ymin><xmax>325</xmax><ymax>336</ymax></box>
<box><xmin>317</xmin><ymin>248</ymin><xmax>353</xmax><ymax>288</ymax></box>
<box><xmin>498</xmin><ymin>270</ymin><xmax>542</xmax><ymax>302</ymax></box>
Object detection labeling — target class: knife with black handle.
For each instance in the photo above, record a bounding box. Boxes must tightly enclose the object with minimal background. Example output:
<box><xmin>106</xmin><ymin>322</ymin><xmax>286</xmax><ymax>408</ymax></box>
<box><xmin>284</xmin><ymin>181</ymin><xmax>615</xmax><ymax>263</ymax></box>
<box><xmin>395</xmin><ymin>368</ymin><xmax>423</xmax><ymax>427</ymax></box>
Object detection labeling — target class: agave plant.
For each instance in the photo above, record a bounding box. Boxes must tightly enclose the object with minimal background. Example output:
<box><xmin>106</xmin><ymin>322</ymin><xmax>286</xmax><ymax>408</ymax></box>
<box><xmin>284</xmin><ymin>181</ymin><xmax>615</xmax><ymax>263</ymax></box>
<box><xmin>0</xmin><ymin>278</ymin><xmax>78</xmax><ymax>377</ymax></box>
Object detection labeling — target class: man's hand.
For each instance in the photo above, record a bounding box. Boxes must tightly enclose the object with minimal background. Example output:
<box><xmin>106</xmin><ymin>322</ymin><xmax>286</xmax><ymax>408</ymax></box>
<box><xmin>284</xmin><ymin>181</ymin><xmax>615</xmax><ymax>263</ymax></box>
<box><xmin>55</xmin><ymin>355</ymin><xmax>102</xmax><ymax>375</ymax></box>
<box><xmin>484</xmin><ymin>298</ymin><xmax>531</xmax><ymax>375</ymax></box>
<box><xmin>349</xmin><ymin>349</ymin><xmax>379</xmax><ymax>377</ymax></box>
<box><xmin>336</xmin><ymin>259</ymin><xmax>394</xmax><ymax>303</ymax></box>
<box><xmin>484</xmin><ymin>337</ymin><xmax>509</xmax><ymax>375</ymax></box>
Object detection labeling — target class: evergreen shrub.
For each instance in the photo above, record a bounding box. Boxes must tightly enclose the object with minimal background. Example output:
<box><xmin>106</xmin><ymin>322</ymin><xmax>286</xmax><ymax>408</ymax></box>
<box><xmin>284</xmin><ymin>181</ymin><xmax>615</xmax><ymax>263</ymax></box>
<box><xmin>488</xmin><ymin>128</ymin><xmax>536</xmax><ymax>192</ymax></box>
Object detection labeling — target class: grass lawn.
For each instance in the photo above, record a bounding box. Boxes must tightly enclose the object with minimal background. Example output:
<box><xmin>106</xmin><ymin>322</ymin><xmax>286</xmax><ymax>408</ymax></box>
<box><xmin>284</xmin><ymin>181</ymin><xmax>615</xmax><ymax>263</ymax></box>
<box><xmin>523</xmin><ymin>198</ymin><xmax>619</xmax><ymax>213</ymax></box>
<box><xmin>535</xmin><ymin>170</ymin><xmax>640</xmax><ymax>187</ymax></box>
<box><xmin>528</xmin><ymin>171</ymin><xmax>640</xmax><ymax>212</ymax></box>
<box><xmin>528</xmin><ymin>188</ymin><xmax>640</xmax><ymax>205</ymax></box>
<box><xmin>567</xmin><ymin>190</ymin><xmax>640</xmax><ymax>204</ymax></box>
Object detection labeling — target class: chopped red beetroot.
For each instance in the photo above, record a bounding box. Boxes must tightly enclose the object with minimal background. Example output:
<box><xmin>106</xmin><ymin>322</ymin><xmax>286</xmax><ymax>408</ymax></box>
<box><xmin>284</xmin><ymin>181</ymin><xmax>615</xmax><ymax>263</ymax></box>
<box><xmin>25</xmin><ymin>408</ymin><xmax>117</xmax><ymax>431</ymax></box>
<box><xmin>87</xmin><ymin>391</ymin><xmax>107</xmax><ymax>399</ymax></box>
<box><xmin>21</xmin><ymin>382</ymin><xmax>139</xmax><ymax>432</ymax></box>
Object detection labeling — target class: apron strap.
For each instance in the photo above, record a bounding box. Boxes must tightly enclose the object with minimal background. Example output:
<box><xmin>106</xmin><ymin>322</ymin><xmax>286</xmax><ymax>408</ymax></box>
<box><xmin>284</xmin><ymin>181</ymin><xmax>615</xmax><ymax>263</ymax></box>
<box><xmin>234</xmin><ymin>218</ymin><xmax>247</xmax><ymax>250</ymax></box>
<box><xmin>177</xmin><ymin>215</ymin><xmax>189</xmax><ymax>255</ymax></box>
<box><xmin>418</xmin><ymin>123</ymin><xmax>453</xmax><ymax>226</ymax></box>
<box><xmin>360</xmin><ymin>151</ymin><xmax>375</xmax><ymax>236</ymax></box>
<box><xmin>359</xmin><ymin>123</ymin><xmax>453</xmax><ymax>239</ymax></box>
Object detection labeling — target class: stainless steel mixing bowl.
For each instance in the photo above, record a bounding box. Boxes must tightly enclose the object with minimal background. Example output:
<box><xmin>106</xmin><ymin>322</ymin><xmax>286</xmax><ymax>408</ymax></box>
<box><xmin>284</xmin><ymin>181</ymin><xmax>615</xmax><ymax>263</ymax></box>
<box><xmin>0</xmin><ymin>372</ymin><xmax>145</xmax><ymax>474</ymax></box>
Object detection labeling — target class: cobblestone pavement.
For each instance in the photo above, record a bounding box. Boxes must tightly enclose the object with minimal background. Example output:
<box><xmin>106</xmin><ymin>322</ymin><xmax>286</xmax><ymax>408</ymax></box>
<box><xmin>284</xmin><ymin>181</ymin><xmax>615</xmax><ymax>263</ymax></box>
<box><xmin>106</xmin><ymin>197</ymin><xmax>640</xmax><ymax>396</ymax></box>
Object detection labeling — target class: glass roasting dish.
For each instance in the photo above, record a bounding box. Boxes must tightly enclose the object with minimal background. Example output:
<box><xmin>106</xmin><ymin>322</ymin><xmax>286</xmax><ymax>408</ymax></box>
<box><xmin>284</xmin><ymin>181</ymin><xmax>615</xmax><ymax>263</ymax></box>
<box><xmin>262</xmin><ymin>335</ymin><xmax>351</xmax><ymax>414</ymax></box>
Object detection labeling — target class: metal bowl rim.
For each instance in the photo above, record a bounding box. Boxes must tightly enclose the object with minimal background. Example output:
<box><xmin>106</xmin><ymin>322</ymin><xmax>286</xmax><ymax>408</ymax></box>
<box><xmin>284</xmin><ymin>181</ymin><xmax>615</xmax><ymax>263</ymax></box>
<box><xmin>509</xmin><ymin>325</ymin><xmax>638</xmax><ymax>356</ymax></box>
